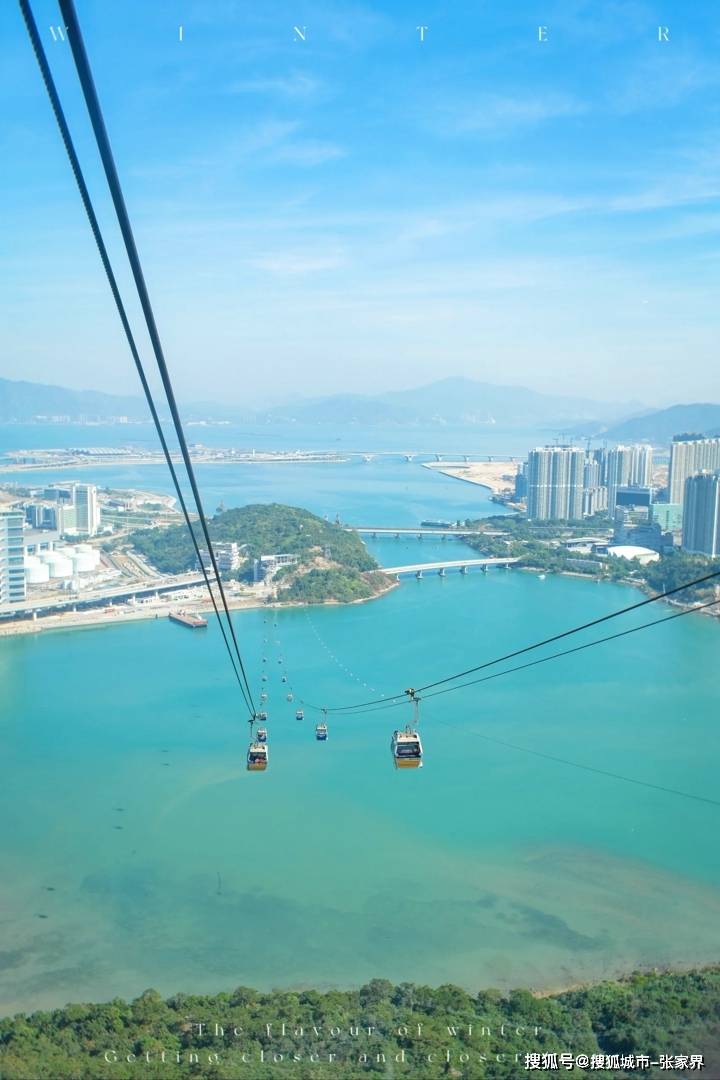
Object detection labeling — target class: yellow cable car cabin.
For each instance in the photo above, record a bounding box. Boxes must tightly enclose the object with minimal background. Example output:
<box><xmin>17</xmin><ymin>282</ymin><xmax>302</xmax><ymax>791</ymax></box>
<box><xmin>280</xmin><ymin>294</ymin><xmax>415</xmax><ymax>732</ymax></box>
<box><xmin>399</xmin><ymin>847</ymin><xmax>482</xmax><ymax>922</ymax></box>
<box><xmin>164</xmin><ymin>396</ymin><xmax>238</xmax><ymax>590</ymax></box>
<box><xmin>247</xmin><ymin>742</ymin><xmax>268</xmax><ymax>771</ymax></box>
<box><xmin>391</xmin><ymin>727</ymin><xmax>423</xmax><ymax>768</ymax></box>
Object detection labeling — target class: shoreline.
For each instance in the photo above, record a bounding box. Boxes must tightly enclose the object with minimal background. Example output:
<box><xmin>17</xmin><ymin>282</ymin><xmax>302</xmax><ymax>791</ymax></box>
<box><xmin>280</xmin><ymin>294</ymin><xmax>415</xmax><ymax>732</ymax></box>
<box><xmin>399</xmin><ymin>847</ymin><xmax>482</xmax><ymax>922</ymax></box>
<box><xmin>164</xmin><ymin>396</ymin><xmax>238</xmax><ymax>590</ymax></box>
<box><xmin>0</xmin><ymin>575</ymin><xmax>398</xmax><ymax>638</ymax></box>
<box><xmin>422</xmin><ymin>459</ymin><xmax>517</xmax><ymax>497</ymax></box>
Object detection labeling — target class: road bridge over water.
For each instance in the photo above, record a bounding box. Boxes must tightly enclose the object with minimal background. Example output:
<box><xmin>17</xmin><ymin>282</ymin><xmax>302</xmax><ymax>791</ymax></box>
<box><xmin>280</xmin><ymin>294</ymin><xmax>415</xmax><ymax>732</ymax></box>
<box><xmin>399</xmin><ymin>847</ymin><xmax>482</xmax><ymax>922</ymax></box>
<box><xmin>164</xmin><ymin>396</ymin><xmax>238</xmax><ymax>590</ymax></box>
<box><xmin>383</xmin><ymin>557</ymin><xmax>521</xmax><ymax>577</ymax></box>
<box><xmin>348</xmin><ymin>525</ymin><xmax>480</xmax><ymax>538</ymax></box>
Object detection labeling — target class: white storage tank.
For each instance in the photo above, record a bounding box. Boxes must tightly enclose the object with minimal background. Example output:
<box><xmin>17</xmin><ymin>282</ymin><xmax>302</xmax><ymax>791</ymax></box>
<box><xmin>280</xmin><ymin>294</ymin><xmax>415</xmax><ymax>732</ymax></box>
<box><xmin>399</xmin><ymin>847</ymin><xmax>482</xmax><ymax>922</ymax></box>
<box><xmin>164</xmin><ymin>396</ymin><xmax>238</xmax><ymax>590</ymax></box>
<box><xmin>46</xmin><ymin>553</ymin><xmax>74</xmax><ymax>578</ymax></box>
<box><xmin>26</xmin><ymin>560</ymin><xmax>51</xmax><ymax>584</ymax></box>
<box><xmin>72</xmin><ymin>552</ymin><xmax>96</xmax><ymax>573</ymax></box>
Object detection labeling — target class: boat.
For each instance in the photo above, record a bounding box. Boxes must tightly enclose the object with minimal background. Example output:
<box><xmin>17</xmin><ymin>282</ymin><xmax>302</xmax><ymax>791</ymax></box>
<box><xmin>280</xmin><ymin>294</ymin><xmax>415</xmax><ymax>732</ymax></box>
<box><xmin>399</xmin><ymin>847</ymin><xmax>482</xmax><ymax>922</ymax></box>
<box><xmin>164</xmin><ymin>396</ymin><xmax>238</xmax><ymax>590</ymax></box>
<box><xmin>247</xmin><ymin>743</ymin><xmax>268</xmax><ymax>771</ymax></box>
<box><xmin>391</xmin><ymin>727</ymin><xmax>423</xmax><ymax>768</ymax></box>
<box><xmin>257</xmin><ymin>728</ymin><xmax>268</xmax><ymax>743</ymax></box>
<box><xmin>168</xmin><ymin>610</ymin><xmax>207</xmax><ymax>629</ymax></box>
<box><xmin>315</xmin><ymin>722</ymin><xmax>328</xmax><ymax>741</ymax></box>
<box><xmin>420</xmin><ymin>520</ymin><xmax>453</xmax><ymax>529</ymax></box>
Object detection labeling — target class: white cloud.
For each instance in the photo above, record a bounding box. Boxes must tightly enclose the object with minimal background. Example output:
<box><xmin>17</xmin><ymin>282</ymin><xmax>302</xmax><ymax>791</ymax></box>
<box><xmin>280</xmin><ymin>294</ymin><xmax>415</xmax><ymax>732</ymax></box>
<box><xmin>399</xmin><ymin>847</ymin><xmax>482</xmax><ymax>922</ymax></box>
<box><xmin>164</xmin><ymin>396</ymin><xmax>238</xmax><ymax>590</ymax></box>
<box><xmin>226</xmin><ymin>72</ymin><xmax>325</xmax><ymax>100</ymax></box>
<box><xmin>429</xmin><ymin>93</ymin><xmax>587</xmax><ymax>136</ymax></box>
<box><xmin>250</xmin><ymin>251</ymin><xmax>346</xmax><ymax>275</ymax></box>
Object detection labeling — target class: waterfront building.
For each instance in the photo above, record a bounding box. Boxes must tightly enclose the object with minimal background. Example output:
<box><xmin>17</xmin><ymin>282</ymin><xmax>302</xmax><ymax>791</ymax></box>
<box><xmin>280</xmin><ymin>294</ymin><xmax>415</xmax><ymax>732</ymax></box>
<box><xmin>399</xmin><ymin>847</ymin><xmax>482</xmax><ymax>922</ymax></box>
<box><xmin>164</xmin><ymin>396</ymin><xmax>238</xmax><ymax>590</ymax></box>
<box><xmin>682</xmin><ymin>472</ymin><xmax>720</xmax><ymax>557</ymax></box>
<box><xmin>606</xmin><ymin>445</ymin><xmax>653</xmax><ymax>513</ymax></box>
<box><xmin>651</xmin><ymin>502</ymin><xmax>683</xmax><ymax>533</ymax></box>
<box><xmin>589</xmin><ymin>447</ymin><xmax>608</xmax><ymax>487</ymax></box>
<box><xmin>25</xmin><ymin>502</ymin><xmax>59</xmax><ymax>530</ymax></box>
<box><xmin>669</xmin><ymin>435</ymin><xmax>720</xmax><ymax>507</ymax></box>
<box><xmin>583</xmin><ymin>458</ymin><xmax>601</xmax><ymax>490</ymax></box>
<box><xmin>582</xmin><ymin>486</ymin><xmax>608</xmax><ymax>517</ymax></box>
<box><xmin>198</xmin><ymin>541</ymin><xmax>244</xmax><ymax>573</ymax></box>
<box><xmin>42</xmin><ymin>485</ymin><xmax>74</xmax><ymax>503</ymax></box>
<box><xmin>73</xmin><ymin>484</ymin><xmax>100</xmax><ymax>536</ymax></box>
<box><xmin>607</xmin><ymin>544</ymin><xmax>660</xmax><ymax>565</ymax></box>
<box><xmin>514</xmin><ymin>462</ymin><xmax>527</xmax><ymax>501</ymax></box>
<box><xmin>526</xmin><ymin>447</ymin><xmax>585</xmax><ymax>521</ymax></box>
<box><xmin>0</xmin><ymin>510</ymin><xmax>26</xmax><ymax>604</ymax></box>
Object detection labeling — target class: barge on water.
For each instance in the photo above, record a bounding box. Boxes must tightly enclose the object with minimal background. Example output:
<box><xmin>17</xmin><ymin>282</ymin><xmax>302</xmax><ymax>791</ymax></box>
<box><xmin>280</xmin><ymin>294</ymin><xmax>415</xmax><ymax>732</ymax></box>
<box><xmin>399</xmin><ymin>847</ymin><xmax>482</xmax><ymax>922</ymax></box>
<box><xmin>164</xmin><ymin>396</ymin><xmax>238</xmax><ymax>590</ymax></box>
<box><xmin>168</xmin><ymin>610</ymin><xmax>208</xmax><ymax>629</ymax></box>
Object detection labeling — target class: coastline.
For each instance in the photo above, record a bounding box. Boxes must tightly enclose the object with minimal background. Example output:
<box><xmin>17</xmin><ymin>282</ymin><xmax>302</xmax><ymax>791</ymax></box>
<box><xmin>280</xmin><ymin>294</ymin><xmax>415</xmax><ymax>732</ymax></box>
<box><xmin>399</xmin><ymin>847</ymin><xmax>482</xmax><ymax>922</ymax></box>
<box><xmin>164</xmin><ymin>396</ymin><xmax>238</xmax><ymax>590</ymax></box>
<box><xmin>0</xmin><ymin>575</ymin><xmax>398</xmax><ymax>638</ymax></box>
<box><xmin>422</xmin><ymin>459</ymin><xmax>517</xmax><ymax>496</ymax></box>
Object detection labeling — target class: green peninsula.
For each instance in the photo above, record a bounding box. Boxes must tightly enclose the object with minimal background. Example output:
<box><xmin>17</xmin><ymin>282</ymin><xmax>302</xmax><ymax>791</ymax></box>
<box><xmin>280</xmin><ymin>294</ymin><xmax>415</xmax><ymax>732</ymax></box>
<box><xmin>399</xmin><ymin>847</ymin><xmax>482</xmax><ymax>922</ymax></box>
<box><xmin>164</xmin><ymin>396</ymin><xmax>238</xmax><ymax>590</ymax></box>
<box><xmin>127</xmin><ymin>503</ymin><xmax>389</xmax><ymax>604</ymax></box>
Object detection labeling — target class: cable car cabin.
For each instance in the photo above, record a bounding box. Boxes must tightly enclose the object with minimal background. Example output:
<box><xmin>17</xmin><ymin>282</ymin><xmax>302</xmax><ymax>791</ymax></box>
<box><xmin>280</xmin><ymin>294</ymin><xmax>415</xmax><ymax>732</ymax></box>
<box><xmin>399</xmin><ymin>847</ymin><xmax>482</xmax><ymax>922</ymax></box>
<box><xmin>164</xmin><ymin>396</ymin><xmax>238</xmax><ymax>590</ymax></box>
<box><xmin>261</xmin><ymin>674</ymin><xmax>268</xmax><ymax>682</ymax></box>
<box><xmin>315</xmin><ymin>722</ymin><xmax>328</xmax><ymax>741</ymax></box>
<box><xmin>247</xmin><ymin>743</ymin><xmax>268</xmax><ymax>771</ymax></box>
<box><xmin>391</xmin><ymin>728</ymin><xmax>423</xmax><ymax>768</ymax></box>
<box><xmin>282</xmin><ymin>675</ymin><xmax>287</xmax><ymax>683</ymax></box>
<box><xmin>256</xmin><ymin>710</ymin><xmax>268</xmax><ymax>722</ymax></box>
<box><xmin>296</xmin><ymin>709</ymin><xmax>304</xmax><ymax>721</ymax></box>
<box><xmin>286</xmin><ymin>692</ymin><xmax>294</xmax><ymax>702</ymax></box>
<box><xmin>257</xmin><ymin>728</ymin><xmax>268</xmax><ymax>743</ymax></box>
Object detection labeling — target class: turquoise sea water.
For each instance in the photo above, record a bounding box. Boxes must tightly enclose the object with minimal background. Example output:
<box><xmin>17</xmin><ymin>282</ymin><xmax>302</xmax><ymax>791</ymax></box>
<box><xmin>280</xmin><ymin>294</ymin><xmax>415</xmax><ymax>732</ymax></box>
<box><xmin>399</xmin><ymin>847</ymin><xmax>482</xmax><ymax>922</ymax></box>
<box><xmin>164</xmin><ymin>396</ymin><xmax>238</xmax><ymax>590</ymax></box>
<box><xmin>1</xmin><ymin>433</ymin><xmax>720</xmax><ymax>1014</ymax></box>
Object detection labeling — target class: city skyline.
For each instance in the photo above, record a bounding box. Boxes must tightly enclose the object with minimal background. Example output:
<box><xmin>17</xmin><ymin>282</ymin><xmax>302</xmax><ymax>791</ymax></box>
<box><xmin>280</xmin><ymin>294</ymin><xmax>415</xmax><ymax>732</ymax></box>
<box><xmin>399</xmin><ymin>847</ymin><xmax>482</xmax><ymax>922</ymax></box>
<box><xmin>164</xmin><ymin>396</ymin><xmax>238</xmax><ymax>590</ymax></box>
<box><xmin>2</xmin><ymin>1</ymin><xmax>720</xmax><ymax>407</ymax></box>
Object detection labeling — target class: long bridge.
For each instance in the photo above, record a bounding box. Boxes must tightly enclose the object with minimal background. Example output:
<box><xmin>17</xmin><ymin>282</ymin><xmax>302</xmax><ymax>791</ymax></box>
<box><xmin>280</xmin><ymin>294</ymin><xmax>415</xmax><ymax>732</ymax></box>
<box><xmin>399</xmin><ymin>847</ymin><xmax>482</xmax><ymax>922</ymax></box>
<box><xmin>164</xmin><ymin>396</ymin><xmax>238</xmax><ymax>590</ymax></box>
<box><xmin>383</xmin><ymin>557</ymin><xmax>521</xmax><ymax>577</ymax></box>
<box><xmin>348</xmin><ymin>525</ymin><xmax>480</xmax><ymax>538</ymax></box>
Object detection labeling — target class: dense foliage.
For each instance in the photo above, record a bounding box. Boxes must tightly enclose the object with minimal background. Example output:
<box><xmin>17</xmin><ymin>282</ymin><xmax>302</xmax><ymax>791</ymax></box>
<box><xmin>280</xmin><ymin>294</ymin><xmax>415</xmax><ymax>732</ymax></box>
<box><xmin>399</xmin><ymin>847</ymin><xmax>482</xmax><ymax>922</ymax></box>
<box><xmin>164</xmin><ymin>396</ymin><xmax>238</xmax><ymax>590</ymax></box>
<box><xmin>128</xmin><ymin>505</ymin><xmax>376</xmax><ymax>575</ymax></box>
<box><xmin>463</xmin><ymin>517</ymin><xmax>719</xmax><ymax>604</ymax></box>
<box><xmin>1</xmin><ymin>969</ymin><xmax>718</xmax><ymax>1079</ymax></box>
<box><xmin>282</xmin><ymin>569</ymin><xmax>390</xmax><ymax>605</ymax></box>
<box><xmin>127</xmin><ymin>504</ymin><xmax>385</xmax><ymax>603</ymax></box>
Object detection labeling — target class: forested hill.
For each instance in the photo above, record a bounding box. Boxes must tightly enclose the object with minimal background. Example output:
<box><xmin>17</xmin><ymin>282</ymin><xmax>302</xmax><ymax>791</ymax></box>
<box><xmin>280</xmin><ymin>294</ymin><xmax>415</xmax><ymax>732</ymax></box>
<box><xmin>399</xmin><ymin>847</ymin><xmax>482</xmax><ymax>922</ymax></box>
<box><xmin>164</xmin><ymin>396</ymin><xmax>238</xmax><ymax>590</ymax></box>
<box><xmin>128</xmin><ymin>504</ymin><xmax>387</xmax><ymax>604</ymax></box>
<box><xmin>1</xmin><ymin>969</ymin><xmax>718</xmax><ymax>1078</ymax></box>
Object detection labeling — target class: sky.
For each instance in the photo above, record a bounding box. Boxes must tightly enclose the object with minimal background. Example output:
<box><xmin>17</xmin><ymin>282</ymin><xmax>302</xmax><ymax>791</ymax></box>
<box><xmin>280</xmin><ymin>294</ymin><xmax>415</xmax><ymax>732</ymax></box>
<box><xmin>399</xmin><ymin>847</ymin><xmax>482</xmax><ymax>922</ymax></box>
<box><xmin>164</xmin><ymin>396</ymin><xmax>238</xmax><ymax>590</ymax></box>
<box><xmin>1</xmin><ymin>0</ymin><xmax>720</xmax><ymax>407</ymax></box>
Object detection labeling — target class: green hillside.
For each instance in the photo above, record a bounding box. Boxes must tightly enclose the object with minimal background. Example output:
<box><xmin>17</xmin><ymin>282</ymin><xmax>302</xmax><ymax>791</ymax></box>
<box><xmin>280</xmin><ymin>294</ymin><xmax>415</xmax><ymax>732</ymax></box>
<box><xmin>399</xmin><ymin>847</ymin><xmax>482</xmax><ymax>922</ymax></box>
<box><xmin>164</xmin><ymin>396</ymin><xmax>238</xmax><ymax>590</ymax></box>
<box><xmin>128</xmin><ymin>504</ymin><xmax>385</xmax><ymax>604</ymax></box>
<box><xmin>1</xmin><ymin>969</ymin><xmax>718</xmax><ymax>1078</ymax></box>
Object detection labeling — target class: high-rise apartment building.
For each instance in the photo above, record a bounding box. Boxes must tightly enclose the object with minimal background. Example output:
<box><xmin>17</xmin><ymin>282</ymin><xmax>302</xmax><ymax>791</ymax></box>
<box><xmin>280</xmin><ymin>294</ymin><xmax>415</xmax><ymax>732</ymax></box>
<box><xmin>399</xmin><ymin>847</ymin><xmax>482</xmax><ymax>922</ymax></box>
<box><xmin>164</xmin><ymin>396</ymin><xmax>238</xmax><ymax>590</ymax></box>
<box><xmin>669</xmin><ymin>436</ymin><xmax>720</xmax><ymax>507</ymax></box>
<box><xmin>606</xmin><ymin>445</ymin><xmax>653</xmax><ymax>513</ymax></box>
<box><xmin>682</xmin><ymin>472</ymin><xmax>720</xmax><ymax>557</ymax></box>
<box><xmin>0</xmin><ymin>510</ymin><xmax>26</xmax><ymax>604</ymax></box>
<box><xmin>526</xmin><ymin>447</ymin><xmax>585</xmax><ymax>521</ymax></box>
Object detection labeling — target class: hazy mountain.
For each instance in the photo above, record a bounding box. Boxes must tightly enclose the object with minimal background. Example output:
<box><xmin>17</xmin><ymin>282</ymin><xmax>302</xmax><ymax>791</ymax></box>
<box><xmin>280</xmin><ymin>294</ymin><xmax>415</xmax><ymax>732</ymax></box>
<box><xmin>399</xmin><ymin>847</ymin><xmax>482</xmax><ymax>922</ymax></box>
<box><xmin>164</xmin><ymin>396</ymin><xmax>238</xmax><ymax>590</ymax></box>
<box><xmin>259</xmin><ymin>378</ymin><xmax>638</xmax><ymax>427</ymax></box>
<box><xmin>582</xmin><ymin>403</ymin><xmax>720</xmax><ymax>446</ymax></box>
<box><xmin>0</xmin><ymin>378</ymin><xmax>253</xmax><ymax>424</ymax></box>
<box><xmin>0</xmin><ymin>375</ymin><xmax>638</xmax><ymax>428</ymax></box>
<box><xmin>0</xmin><ymin>378</ymin><xmax>150</xmax><ymax>422</ymax></box>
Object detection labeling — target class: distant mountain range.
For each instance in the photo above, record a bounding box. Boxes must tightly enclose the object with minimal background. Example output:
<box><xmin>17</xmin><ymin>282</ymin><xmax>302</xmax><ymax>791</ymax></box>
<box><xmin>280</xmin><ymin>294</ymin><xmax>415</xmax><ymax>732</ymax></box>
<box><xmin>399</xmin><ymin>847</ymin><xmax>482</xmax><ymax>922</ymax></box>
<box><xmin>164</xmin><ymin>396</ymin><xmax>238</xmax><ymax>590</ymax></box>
<box><xmin>0</xmin><ymin>378</ymin><xmax>149</xmax><ymax>423</ymax></box>
<box><xmin>1</xmin><ymin>375</ymin><xmax>635</xmax><ymax>427</ymax></box>
<box><xmin>0</xmin><ymin>378</ymin><xmax>245</xmax><ymax>425</ymax></box>
<box><xmin>256</xmin><ymin>378</ymin><xmax>639</xmax><ymax>427</ymax></box>
<box><xmin>579</xmin><ymin>403</ymin><xmax>720</xmax><ymax>445</ymax></box>
<box><xmin>2</xmin><ymin>375</ymin><xmax>718</xmax><ymax>444</ymax></box>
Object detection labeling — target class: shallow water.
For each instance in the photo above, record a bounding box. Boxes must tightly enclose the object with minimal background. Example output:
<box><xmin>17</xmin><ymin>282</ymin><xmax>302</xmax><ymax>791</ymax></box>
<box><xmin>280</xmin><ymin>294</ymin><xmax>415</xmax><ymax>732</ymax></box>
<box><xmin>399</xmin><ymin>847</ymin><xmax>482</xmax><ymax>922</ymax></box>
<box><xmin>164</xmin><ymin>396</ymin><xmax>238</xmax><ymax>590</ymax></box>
<box><xmin>1</xmin><ymin>562</ymin><xmax>719</xmax><ymax>1014</ymax></box>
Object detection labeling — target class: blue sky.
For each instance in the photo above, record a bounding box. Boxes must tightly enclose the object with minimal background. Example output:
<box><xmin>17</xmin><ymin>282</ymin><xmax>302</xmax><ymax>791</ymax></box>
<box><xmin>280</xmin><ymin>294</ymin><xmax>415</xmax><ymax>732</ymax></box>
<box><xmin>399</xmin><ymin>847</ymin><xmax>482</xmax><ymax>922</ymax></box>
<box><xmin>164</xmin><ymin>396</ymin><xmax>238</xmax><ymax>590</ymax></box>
<box><xmin>1</xmin><ymin>0</ymin><xmax>720</xmax><ymax>406</ymax></box>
